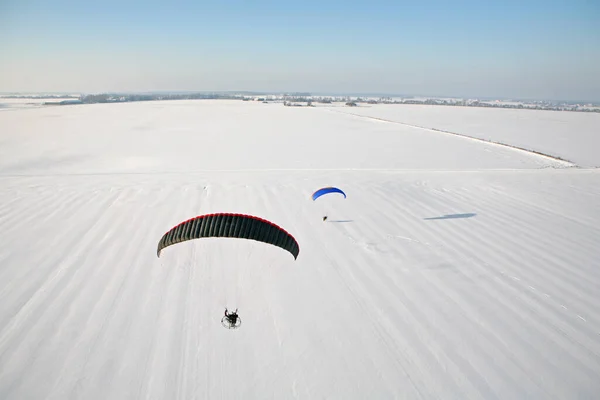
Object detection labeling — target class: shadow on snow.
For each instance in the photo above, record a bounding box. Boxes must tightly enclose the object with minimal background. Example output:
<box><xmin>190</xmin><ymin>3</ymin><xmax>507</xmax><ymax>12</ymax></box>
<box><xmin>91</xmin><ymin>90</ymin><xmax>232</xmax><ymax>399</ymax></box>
<box><xmin>424</xmin><ymin>213</ymin><xmax>477</xmax><ymax>220</ymax></box>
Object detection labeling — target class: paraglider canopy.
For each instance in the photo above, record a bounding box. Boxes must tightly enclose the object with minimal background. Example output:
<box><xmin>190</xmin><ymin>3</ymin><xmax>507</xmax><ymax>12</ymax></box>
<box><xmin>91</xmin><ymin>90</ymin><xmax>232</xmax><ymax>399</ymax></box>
<box><xmin>156</xmin><ymin>213</ymin><xmax>300</xmax><ymax>259</ymax></box>
<box><xmin>312</xmin><ymin>187</ymin><xmax>346</xmax><ymax>201</ymax></box>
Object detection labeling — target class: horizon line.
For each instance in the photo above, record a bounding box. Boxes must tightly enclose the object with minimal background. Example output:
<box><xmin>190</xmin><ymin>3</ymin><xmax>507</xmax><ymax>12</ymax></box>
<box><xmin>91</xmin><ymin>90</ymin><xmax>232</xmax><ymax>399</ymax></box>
<box><xmin>0</xmin><ymin>91</ymin><xmax>598</xmax><ymax>105</ymax></box>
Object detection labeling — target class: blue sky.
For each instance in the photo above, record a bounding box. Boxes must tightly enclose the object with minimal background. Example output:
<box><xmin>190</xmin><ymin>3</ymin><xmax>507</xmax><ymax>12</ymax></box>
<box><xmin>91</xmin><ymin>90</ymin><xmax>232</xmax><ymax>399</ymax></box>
<box><xmin>1</xmin><ymin>0</ymin><xmax>599</xmax><ymax>101</ymax></box>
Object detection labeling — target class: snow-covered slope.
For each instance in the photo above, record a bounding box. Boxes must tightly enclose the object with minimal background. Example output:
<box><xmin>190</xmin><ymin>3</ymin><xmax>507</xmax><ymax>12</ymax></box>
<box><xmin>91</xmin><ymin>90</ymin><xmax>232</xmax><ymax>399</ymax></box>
<box><xmin>1</xmin><ymin>101</ymin><xmax>599</xmax><ymax>399</ymax></box>
<box><xmin>330</xmin><ymin>104</ymin><xmax>600</xmax><ymax>167</ymax></box>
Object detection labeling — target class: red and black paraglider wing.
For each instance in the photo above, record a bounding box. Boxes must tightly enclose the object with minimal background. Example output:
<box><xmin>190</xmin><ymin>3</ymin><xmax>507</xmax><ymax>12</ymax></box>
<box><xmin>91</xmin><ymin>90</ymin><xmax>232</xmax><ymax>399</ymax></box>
<box><xmin>156</xmin><ymin>213</ymin><xmax>299</xmax><ymax>260</ymax></box>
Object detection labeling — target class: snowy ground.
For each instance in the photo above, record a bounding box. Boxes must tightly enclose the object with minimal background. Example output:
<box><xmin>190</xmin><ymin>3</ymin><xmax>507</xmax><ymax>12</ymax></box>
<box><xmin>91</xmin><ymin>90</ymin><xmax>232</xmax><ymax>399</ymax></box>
<box><xmin>332</xmin><ymin>104</ymin><xmax>600</xmax><ymax>167</ymax></box>
<box><xmin>1</xmin><ymin>101</ymin><xmax>599</xmax><ymax>399</ymax></box>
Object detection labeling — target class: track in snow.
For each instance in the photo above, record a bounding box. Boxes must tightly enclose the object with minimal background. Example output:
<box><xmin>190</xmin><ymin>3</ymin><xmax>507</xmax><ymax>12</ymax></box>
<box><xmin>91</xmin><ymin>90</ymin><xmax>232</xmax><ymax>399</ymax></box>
<box><xmin>328</xmin><ymin>108</ymin><xmax>576</xmax><ymax>166</ymax></box>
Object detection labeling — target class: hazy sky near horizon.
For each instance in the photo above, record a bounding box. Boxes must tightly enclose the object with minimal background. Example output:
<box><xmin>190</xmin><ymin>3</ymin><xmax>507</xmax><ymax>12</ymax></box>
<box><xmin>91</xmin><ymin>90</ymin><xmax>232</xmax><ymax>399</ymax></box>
<box><xmin>1</xmin><ymin>0</ymin><xmax>599</xmax><ymax>101</ymax></box>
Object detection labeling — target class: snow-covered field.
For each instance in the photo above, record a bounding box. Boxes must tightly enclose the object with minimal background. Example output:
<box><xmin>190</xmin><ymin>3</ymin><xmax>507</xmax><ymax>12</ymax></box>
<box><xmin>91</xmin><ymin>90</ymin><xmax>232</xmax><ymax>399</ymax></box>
<box><xmin>1</xmin><ymin>100</ymin><xmax>599</xmax><ymax>399</ymax></box>
<box><xmin>334</xmin><ymin>104</ymin><xmax>600</xmax><ymax>167</ymax></box>
<box><xmin>0</xmin><ymin>97</ymin><xmax>77</xmax><ymax>111</ymax></box>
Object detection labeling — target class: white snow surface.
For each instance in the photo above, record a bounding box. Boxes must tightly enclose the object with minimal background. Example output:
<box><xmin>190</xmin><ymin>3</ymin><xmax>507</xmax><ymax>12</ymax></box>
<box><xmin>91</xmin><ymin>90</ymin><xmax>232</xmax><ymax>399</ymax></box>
<box><xmin>1</xmin><ymin>100</ymin><xmax>599</xmax><ymax>399</ymax></box>
<box><xmin>335</xmin><ymin>104</ymin><xmax>600</xmax><ymax>167</ymax></box>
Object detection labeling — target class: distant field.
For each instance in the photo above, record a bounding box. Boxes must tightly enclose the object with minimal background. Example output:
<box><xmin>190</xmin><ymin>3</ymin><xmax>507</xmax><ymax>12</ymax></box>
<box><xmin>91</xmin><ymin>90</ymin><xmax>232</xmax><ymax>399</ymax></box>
<box><xmin>0</xmin><ymin>97</ymin><xmax>77</xmax><ymax>110</ymax></box>
<box><xmin>0</xmin><ymin>100</ymin><xmax>571</xmax><ymax>175</ymax></box>
<box><xmin>330</xmin><ymin>104</ymin><xmax>600</xmax><ymax>167</ymax></box>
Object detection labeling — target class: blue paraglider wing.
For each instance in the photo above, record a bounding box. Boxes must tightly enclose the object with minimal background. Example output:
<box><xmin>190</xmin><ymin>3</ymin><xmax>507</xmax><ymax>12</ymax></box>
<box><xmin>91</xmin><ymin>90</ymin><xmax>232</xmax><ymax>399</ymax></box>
<box><xmin>311</xmin><ymin>187</ymin><xmax>346</xmax><ymax>201</ymax></box>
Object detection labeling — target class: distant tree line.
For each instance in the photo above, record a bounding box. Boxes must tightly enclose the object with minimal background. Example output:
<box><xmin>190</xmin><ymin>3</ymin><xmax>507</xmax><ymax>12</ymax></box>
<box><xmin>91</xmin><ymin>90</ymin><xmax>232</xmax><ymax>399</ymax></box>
<box><xmin>27</xmin><ymin>91</ymin><xmax>598</xmax><ymax>113</ymax></box>
<box><xmin>79</xmin><ymin>92</ymin><xmax>248</xmax><ymax>104</ymax></box>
